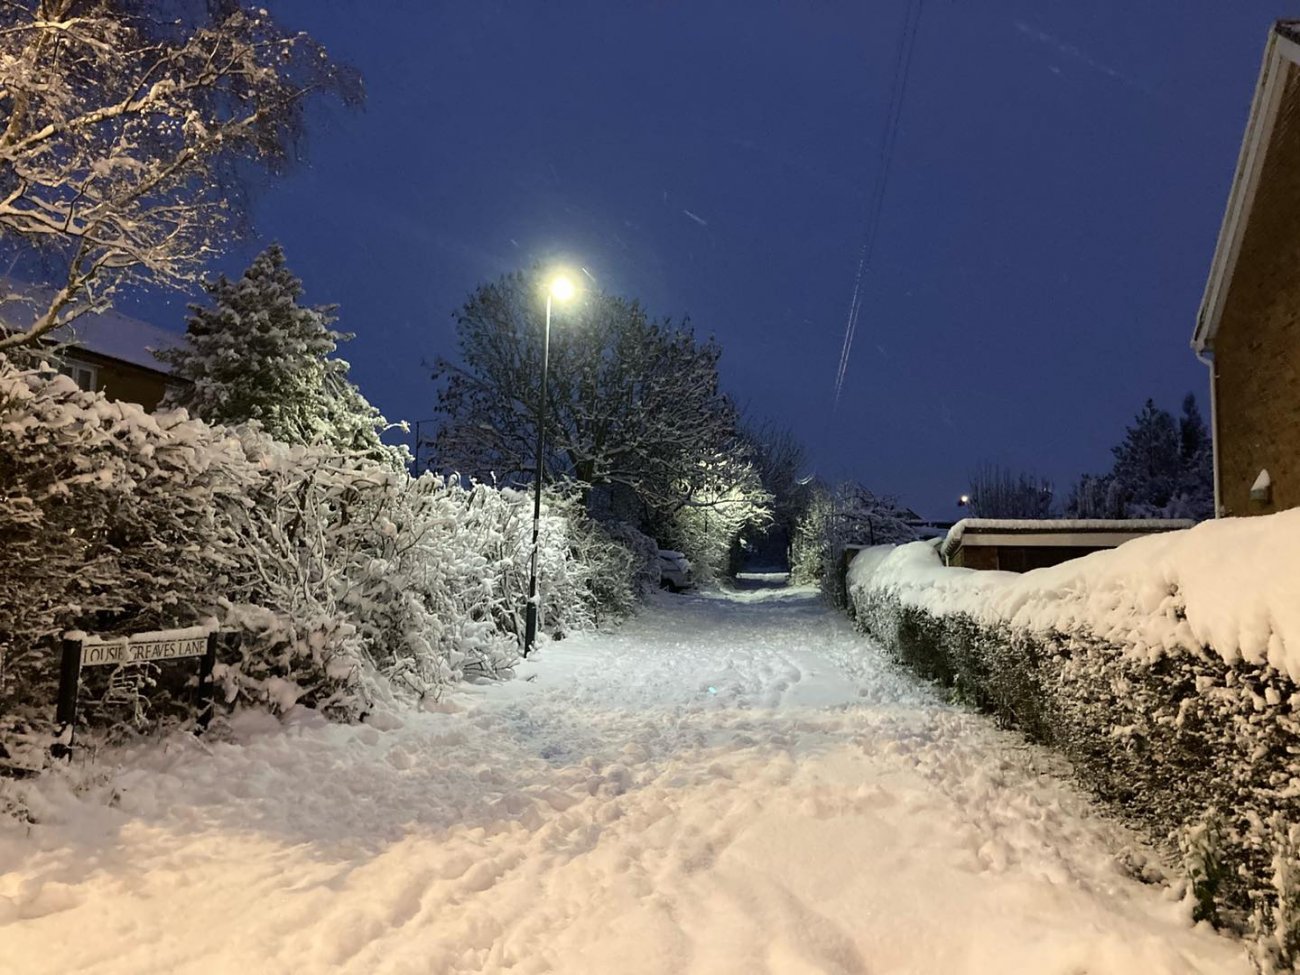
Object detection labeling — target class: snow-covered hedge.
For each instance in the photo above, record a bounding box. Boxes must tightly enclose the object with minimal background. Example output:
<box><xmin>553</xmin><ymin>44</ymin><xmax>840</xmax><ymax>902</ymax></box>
<box><xmin>789</xmin><ymin>483</ymin><xmax>917</xmax><ymax>605</ymax></box>
<box><xmin>0</xmin><ymin>360</ymin><xmax>641</xmax><ymax>759</ymax></box>
<box><xmin>846</xmin><ymin>522</ymin><xmax>1300</xmax><ymax>970</ymax></box>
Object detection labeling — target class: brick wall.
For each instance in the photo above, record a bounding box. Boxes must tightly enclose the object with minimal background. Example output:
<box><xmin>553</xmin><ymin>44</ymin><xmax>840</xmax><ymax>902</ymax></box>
<box><xmin>74</xmin><ymin>351</ymin><xmax>172</xmax><ymax>412</ymax></box>
<box><xmin>1213</xmin><ymin>62</ymin><xmax>1300</xmax><ymax>516</ymax></box>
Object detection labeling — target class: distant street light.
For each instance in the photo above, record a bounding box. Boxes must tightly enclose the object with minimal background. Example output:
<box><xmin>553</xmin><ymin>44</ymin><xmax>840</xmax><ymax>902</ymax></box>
<box><xmin>958</xmin><ymin>494</ymin><xmax>971</xmax><ymax>508</ymax></box>
<box><xmin>524</xmin><ymin>270</ymin><xmax>579</xmax><ymax>656</ymax></box>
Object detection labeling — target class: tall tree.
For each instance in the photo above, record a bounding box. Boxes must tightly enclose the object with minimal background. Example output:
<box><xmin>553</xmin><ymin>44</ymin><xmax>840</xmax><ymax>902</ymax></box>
<box><xmin>157</xmin><ymin>245</ymin><xmax>401</xmax><ymax>463</ymax></box>
<box><xmin>1111</xmin><ymin>399</ymin><xmax>1182</xmax><ymax>516</ymax></box>
<box><xmin>1066</xmin><ymin>394</ymin><xmax>1214</xmax><ymax>521</ymax></box>
<box><xmin>1174</xmin><ymin>393</ymin><xmax>1214</xmax><ymax>519</ymax></box>
<box><xmin>741</xmin><ymin>417</ymin><xmax>810</xmax><ymax>554</ymax></box>
<box><xmin>0</xmin><ymin>1</ymin><xmax>360</xmax><ymax>350</ymax></box>
<box><xmin>432</xmin><ymin>269</ymin><xmax>744</xmax><ymax>512</ymax></box>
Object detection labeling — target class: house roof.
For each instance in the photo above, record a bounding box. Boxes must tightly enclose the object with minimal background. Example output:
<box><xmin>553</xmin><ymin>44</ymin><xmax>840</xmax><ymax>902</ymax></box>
<box><xmin>1194</xmin><ymin>21</ymin><xmax>1300</xmax><ymax>354</ymax></box>
<box><xmin>0</xmin><ymin>280</ymin><xmax>183</xmax><ymax>374</ymax></box>
<box><xmin>940</xmin><ymin>518</ymin><xmax>1195</xmax><ymax>559</ymax></box>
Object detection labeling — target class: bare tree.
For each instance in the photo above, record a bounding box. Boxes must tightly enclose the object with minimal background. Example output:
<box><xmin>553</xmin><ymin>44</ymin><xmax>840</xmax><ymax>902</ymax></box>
<box><xmin>742</xmin><ymin>418</ymin><xmax>807</xmax><ymax>526</ymax></box>
<box><xmin>0</xmin><ymin>0</ymin><xmax>360</xmax><ymax>350</ymax></box>
<box><xmin>738</xmin><ymin>416</ymin><xmax>809</xmax><ymax>565</ymax></box>
<box><xmin>966</xmin><ymin>464</ymin><xmax>1054</xmax><ymax>519</ymax></box>
<box><xmin>432</xmin><ymin>269</ymin><xmax>746</xmax><ymax>513</ymax></box>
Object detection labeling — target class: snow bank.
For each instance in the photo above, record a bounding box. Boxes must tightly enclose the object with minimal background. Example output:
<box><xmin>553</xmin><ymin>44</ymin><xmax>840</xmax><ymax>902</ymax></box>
<box><xmin>849</xmin><ymin>509</ymin><xmax>1300</xmax><ymax>681</ymax></box>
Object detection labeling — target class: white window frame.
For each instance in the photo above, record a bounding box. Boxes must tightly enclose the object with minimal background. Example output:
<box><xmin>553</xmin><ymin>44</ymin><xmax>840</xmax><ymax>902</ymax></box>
<box><xmin>59</xmin><ymin>359</ymin><xmax>99</xmax><ymax>392</ymax></box>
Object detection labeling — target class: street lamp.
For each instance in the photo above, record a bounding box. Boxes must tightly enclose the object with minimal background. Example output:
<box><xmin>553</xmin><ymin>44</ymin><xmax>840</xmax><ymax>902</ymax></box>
<box><xmin>524</xmin><ymin>270</ymin><xmax>579</xmax><ymax>656</ymax></box>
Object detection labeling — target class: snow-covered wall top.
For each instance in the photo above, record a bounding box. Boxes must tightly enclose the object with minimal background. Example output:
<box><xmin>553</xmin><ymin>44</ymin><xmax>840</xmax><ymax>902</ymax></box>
<box><xmin>849</xmin><ymin>509</ymin><xmax>1300</xmax><ymax>682</ymax></box>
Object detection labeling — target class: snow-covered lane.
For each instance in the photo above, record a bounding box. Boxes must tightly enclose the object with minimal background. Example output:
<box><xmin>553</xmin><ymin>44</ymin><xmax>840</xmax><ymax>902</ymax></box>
<box><xmin>0</xmin><ymin>579</ymin><xmax>1249</xmax><ymax>974</ymax></box>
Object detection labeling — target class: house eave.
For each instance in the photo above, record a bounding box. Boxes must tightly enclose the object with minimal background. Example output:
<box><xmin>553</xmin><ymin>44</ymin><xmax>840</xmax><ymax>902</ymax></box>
<box><xmin>939</xmin><ymin>518</ymin><xmax>1194</xmax><ymax>559</ymax></box>
<box><xmin>60</xmin><ymin>345</ymin><xmax>179</xmax><ymax>384</ymax></box>
<box><xmin>1194</xmin><ymin>24</ymin><xmax>1300</xmax><ymax>354</ymax></box>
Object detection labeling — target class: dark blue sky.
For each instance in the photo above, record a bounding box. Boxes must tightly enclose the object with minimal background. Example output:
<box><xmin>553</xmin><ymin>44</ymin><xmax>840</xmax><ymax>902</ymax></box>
<box><xmin>126</xmin><ymin>1</ymin><xmax>1292</xmax><ymax>517</ymax></box>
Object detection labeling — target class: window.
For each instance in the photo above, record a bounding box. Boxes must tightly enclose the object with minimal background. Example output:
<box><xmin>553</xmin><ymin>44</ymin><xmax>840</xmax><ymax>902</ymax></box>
<box><xmin>58</xmin><ymin>360</ymin><xmax>98</xmax><ymax>392</ymax></box>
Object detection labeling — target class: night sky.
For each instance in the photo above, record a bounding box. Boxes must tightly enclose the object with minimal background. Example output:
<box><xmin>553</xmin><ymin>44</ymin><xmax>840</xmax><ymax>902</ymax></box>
<box><xmin>125</xmin><ymin>1</ymin><xmax>1293</xmax><ymax>518</ymax></box>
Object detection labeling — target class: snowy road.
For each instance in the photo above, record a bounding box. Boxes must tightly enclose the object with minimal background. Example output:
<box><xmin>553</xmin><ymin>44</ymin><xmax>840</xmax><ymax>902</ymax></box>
<box><xmin>0</xmin><ymin>578</ymin><xmax>1249</xmax><ymax>974</ymax></box>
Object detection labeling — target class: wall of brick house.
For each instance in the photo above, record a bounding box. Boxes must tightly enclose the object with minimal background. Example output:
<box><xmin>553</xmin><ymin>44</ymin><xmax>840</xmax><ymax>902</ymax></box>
<box><xmin>1212</xmin><ymin>62</ymin><xmax>1300</xmax><ymax>516</ymax></box>
<box><xmin>79</xmin><ymin>353</ymin><xmax>171</xmax><ymax>412</ymax></box>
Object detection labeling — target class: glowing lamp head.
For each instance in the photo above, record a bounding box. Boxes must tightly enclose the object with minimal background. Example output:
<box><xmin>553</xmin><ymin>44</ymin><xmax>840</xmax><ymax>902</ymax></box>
<box><xmin>548</xmin><ymin>274</ymin><xmax>577</xmax><ymax>302</ymax></box>
<box><xmin>958</xmin><ymin>494</ymin><xmax>971</xmax><ymax>507</ymax></box>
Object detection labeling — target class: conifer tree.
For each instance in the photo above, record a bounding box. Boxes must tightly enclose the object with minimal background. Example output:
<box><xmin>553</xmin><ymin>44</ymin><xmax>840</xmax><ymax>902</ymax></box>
<box><xmin>1067</xmin><ymin>394</ymin><xmax>1214</xmax><ymax>521</ymax></box>
<box><xmin>1111</xmin><ymin>399</ymin><xmax>1181</xmax><ymax>515</ymax></box>
<box><xmin>158</xmin><ymin>245</ymin><xmax>402</xmax><ymax>464</ymax></box>
<box><xmin>1175</xmin><ymin>393</ymin><xmax>1214</xmax><ymax>519</ymax></box>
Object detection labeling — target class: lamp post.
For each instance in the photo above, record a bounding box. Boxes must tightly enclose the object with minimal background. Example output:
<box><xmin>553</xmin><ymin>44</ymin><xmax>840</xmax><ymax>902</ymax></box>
<box><xmin>524</xmin><ymin>271</ymin><xmax>577</xmax><ymax>656</ymax></box>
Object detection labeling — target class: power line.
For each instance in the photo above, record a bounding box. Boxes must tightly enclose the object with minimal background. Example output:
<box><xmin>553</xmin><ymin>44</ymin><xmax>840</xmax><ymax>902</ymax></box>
<box><xmin>833</xmin><ymin>0</ymin><xmax>924</xmax><ymax>408</ymax></box>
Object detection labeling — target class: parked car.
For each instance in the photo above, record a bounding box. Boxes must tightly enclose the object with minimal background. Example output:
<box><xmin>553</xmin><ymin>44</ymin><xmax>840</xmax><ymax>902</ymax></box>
<box><xmin>657</xmin><ymin>550</ymin><xmax>695</xmax><ymax>592</ymax></box>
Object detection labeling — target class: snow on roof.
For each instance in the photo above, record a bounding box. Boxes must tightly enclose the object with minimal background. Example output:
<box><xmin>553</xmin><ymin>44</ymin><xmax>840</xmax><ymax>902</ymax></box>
<box><xmin>0</xmin><ymin>279</ymin><xmax>183</xmax><ymax>373</ymax></box>
<box><xmin>850</xmin><ymin>508</ymin><xmax>1300</xmax><ymax>682</ymax></box>
<box><xmin>65</xmin><ymin>305</ymin><xmax>184</xmax><ymax>372</ymax></box>
<box><xmin>940</xmin><ymin>518</ymin><xmax>1195</xmax><ymax>557</ymax></box>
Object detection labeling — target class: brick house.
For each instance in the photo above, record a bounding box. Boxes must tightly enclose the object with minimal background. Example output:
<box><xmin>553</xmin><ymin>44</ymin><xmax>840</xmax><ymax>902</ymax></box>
<box><xmin>1</xmin><ymin>285</ymin><xmax>183</xmax><ymax>411</ymax></box>
<box><xmin>1195</xmin><ymin>20</ymin><xmax>1300</xmax><ymax>516</ymax></box>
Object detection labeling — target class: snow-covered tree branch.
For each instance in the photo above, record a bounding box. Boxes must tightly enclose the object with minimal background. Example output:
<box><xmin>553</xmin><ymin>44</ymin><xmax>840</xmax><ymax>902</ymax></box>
<box><xmin>432</xmin><ymin>268</ymin><xmax>747</xmax><ymax>514</ymax></box>
<box><xmin>157</xmin><ymin>244</ymin><xmax>406</xmax><ymax>466</ymax></box>
<box><xmin>0</xmin><ymin>0</ymin><xmax>360</xmax><ymax>350</ymax></box>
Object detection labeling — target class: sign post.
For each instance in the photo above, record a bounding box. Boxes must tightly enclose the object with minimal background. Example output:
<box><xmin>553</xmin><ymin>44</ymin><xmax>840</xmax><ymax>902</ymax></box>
<box><xmin>55</xmin><ymin>638</ymin><xmax>83</xmax><ymax>734</ymax></box>
<box><xmin>53</xmin><ymin>629</ymin><xmax>221</xmax><ymax>757</ymax></box>
<box><xmin>196</xmin><ymin>631</ymin><xmax>218</xmax><ymax>731</ymax></box>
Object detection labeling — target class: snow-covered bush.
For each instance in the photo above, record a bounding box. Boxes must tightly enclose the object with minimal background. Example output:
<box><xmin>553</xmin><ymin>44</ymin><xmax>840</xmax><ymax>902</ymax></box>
<box><xmin>0</xmin><ymin>361</ymin><xmax>255</xmax><ymax>730</ymax></box>
<box><xmin>597</xmin><ymin>519</ymin><xmax>662</xmax><ymax>597</ymax></box>
<box><xmin>661</xmin><ymin>466</ymin><xmax>772</xmax><ymax>584</ymax></box>
<box><xmin>158</xmin><ymin>245</ymin><xmax>407</xmax><ymax>467</ymax></box>
<box><xmin>0</xmin><ymin>358</ymin><xmax>642</xmax><ymax>761</ymax></box>
<box><xmin>790</xmin><ymin>482</ymin><xmax>916</xmax><ymax>604</ymax></box>
<box><xmin>846</xmin><ymin>526</ymin><xmax>1300</xmax><ymax>968</ymax></box>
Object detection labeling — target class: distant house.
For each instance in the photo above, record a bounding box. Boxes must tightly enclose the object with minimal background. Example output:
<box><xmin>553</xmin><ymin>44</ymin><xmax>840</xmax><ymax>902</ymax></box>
<box><xmin>941</xmin><ymin>519</ymin><xmax>1194</xmax><ymax>572</ymax></box>
<box><xmin>1195</xmin><ymin>20</ymin><xmax>1300</xmax><ymax>516</ymax></box>
<box><xmin>1</xmin><ymin>284</ymin><xmax>183</xmax><ymax>411</ymax></box>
